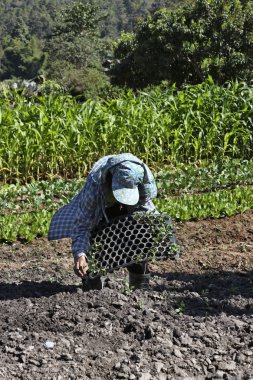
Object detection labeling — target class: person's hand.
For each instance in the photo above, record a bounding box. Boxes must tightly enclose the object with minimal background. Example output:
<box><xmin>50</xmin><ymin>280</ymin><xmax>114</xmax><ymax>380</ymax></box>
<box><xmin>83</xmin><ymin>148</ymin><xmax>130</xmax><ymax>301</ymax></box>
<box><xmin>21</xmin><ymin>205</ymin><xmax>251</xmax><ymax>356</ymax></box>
<box><xmin>74</xmin><ymin>256</ymin><xmax>89</xmax><ymax>278</ymax></box>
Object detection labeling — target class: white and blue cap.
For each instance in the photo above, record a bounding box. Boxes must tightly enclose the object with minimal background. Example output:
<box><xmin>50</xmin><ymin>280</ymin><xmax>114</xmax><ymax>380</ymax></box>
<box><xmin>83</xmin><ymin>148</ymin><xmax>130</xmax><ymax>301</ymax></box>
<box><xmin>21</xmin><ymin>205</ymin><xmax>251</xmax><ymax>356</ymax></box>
<box><xmin>111</xmin><ymin>162</ymin><xmax>144</xmax><ymax>205</ymax></box>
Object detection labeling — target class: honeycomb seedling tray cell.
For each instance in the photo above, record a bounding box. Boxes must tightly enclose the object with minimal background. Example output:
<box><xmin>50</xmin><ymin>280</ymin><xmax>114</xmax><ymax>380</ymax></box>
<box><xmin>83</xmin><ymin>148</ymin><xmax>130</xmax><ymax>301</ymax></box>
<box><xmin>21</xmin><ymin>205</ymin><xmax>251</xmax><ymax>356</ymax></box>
<box><xmin>88</xmin><ymin>213</ymin><xmax>180</xmax><ymax>277</ymax></box>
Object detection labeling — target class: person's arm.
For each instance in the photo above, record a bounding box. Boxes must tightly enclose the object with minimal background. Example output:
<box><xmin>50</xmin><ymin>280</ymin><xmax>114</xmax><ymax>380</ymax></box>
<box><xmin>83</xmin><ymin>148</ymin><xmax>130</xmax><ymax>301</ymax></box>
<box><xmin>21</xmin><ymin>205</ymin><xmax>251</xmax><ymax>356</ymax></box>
<box><xmin>71</xmin><ymin>179</ymin><xmax>99</xmax><ymax>277</ymax></box>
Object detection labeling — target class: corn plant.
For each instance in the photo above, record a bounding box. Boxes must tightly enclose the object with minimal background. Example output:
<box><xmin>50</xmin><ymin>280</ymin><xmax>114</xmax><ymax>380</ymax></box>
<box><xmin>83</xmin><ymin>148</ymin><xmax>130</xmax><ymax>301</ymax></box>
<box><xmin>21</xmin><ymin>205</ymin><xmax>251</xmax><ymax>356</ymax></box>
<box><xmin>0</xmin><ymin>80</ymin><xmax>252</xmax><ymax>182</ymax></box>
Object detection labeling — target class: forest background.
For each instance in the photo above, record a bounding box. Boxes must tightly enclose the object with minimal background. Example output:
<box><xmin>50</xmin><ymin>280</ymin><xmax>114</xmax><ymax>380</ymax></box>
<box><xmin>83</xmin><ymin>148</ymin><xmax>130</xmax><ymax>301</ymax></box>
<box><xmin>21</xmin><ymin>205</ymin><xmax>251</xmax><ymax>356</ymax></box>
<box><xmin>0</xmin><ymin>0</ymin><xmax>252</xmax><ymax>97</ymax></box>
<box><xmin>0</xmin><ymin>0</ymin><xmax>186</xmax><ymax>96</ymax></box>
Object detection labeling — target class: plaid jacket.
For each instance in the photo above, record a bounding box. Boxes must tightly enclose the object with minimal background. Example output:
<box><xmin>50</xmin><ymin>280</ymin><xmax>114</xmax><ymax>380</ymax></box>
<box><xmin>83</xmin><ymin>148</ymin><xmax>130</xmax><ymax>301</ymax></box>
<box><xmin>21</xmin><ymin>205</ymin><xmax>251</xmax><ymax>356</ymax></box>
<box><xmin>48</xmin><ymin>153</ymin><xmax>157</xmax><ymax>258</ymax></box>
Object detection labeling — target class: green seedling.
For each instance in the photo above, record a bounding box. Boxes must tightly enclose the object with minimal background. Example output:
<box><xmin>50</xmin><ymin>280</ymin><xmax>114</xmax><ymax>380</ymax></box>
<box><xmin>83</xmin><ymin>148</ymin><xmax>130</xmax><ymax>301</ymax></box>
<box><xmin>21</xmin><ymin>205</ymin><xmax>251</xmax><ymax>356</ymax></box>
<box><xmin>175</xmin><ymin>301</ymin><xmax>186</xmax><ymax>314</ymax></box>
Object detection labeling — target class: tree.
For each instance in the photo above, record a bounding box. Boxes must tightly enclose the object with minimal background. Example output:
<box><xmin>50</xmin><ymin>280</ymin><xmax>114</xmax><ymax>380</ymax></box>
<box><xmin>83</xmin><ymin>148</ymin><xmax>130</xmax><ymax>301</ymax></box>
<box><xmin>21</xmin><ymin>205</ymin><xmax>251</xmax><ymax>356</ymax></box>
<box><xmin>45</xmin><ymin>1</ymin><xmax>108</xmax><ymax>95</ymax></box>
<box><xmin>110</xmin><ymin>0</ymin><xmax>253</xmax><ymax>88</ymax></box>
<box><xmin>0</xmin><ymin>17</ymin><xmax>45</xmax><ymax>80</ymax></box>
<box><xmin>0</xmin><ymin>0</ymin><xmax>189</xmax><ymax>86</ymax></box>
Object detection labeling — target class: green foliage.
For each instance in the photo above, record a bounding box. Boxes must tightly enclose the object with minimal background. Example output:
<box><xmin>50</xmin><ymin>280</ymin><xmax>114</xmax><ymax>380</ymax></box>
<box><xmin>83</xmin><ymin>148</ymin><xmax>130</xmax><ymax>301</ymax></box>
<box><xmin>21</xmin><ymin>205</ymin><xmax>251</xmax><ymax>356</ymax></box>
<box><xmin>0</xmin><ymin>0</ymin><xmax>187</xmax><ymax>87</ymax></box>
<box><xmin>0</xmin><ymin>210</ymin><xmax>54</xmax><ymax>242</ymax></box>
<box><xmin>0</xmin><ymin>80</ymin><xmax>252</xmax><ymax>181</ymax></box>
<box><xmin>155</xmin><ymin>186</ymin><xmax>253</xmax><ymax>220</ymax></box>
<box><xmin>1</xmin><ymin>159</ymin><xmax>251</xmax><ymax>214</ymax></box>
<box><xmin>51</xmin><ymin>2</ymin><xmax>101</xmax><ymax>37</ymax></box>
<box><xmin>175</xmin><ymin>301</ymin><xmax>186</xmax><ymax>314</ymax></box>
<box><xmin>0</xmin><ymin>16</ymin><xmax>46</xmax><ymax>80</ymax></box>
<box><xmin>0</xmin><ymin>179</ymin><xmax>83</xmax><ymax>214</ymax></box>
<box><xmin>156</xmin><ymin>159</ymin><xmax>253</xmax><ymax>196</ymax></box>
<box><xmin>44</xmin><ymin>1</ymin><xmax>108</xmax><ymax>96</ymax></box>
<box><xmin>0</xmin><ymin>183</ymin><xmax>252</xmax><ymax>242</ymax></box>
<box><xmin>0</xmin><ymin>157</ymin><xmax>252</xmax><ymax>242</ymax></box>
<box><xmin>111</xmin><ymin>0</ymin><xmax>253</xmax><ymax>87</ymax></box>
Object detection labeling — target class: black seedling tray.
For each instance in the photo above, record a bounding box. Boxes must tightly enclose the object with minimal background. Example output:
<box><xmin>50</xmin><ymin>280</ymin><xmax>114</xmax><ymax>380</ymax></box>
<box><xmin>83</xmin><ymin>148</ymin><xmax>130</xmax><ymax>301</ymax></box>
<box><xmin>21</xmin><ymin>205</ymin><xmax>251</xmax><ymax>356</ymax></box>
<box><xmin>87</xmin><ymin>213</ymin><xmax>179</xmax><ymax>277</ymax></box>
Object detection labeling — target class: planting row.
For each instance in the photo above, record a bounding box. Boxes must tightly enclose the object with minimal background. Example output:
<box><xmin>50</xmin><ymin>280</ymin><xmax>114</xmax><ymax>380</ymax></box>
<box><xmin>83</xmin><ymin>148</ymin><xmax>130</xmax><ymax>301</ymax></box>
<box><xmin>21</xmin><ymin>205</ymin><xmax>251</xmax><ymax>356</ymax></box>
<box><xmin>156</xmin><ymin>158</ymin><xmax>253</xmax><ymax>196</ymax></box>
<box><xmin>156</xmin><ymin>186</ymin><xmax>253</xmax><ymax>220</ymax></box>
<box><xmin>0</xmin><ymin>80</ymin><xmax>252</xmax><ymax>181</ymax></box>
<box><xmin>1</xmin><ymin>159</ymin><xmax>252</xmax><ymax>214</ymax></box>
<box><xmin>1</xmin><ymin>186</ymin><xmax>252</xmax><ymax>242</ymax></box>
<box><xmin>0</xmin><ymin>210</ymin><xmax>54</xmax><ymax>242</ymax></box>
<box><xmin>0</xmin><ymin>179</ymin><xmax>83</xmax><ymax>214</ymax></box>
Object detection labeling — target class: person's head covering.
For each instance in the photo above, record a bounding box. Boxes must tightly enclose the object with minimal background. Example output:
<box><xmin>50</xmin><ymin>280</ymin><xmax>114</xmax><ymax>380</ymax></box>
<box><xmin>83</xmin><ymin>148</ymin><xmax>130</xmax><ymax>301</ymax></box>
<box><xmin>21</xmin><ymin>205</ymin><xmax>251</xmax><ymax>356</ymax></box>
<box><xmin>111</xmin><ymin>162</ymin><xmax>144</xmax><ymax>205</ymax></box>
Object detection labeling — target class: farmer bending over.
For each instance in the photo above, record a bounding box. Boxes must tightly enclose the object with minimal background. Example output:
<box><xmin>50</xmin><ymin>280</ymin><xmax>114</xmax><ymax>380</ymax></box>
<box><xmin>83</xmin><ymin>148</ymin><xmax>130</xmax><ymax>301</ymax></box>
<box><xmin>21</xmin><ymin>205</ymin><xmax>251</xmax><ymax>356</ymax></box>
<box><xmin>48</xmin><ymin>153</ymin><xmax>159</xmax><ymax>288</ymax></box>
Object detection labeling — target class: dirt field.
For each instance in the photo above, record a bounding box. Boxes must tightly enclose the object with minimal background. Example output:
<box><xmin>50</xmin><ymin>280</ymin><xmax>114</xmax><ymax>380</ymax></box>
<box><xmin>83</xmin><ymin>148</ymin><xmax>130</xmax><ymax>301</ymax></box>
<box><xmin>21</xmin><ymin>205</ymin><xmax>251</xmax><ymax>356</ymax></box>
<box><xmin>0</xmin><ymin>210</ymin><xmax>253</xmax><ymax>379</ymax></box>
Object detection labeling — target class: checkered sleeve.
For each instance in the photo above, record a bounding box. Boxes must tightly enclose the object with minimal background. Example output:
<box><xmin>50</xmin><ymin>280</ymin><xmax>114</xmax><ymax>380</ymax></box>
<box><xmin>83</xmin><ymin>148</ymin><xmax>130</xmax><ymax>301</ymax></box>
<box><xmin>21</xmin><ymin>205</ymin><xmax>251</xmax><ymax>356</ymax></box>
<box><xmin>71</xmin><ymin>178</ymin><xmax>99</xmax><ymax>258</ymax></box>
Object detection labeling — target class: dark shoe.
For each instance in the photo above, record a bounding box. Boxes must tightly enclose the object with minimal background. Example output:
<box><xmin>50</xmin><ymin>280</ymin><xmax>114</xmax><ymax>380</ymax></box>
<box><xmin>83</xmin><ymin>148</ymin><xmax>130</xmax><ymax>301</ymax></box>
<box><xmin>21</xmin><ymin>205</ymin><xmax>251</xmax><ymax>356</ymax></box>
<box><xmin>128</xmin><ymin>271</ymin><xmax>150</xmax><ymax>290</ymax></box>
<box><xmin>127</xmin><ymin>261</ymin><xmax>148</xmax><ymax>274</ymax></box>
<box><xmin>82</xmin><ymin>274</ymin><xmax>104</xmax><ymax>291</ymax></box>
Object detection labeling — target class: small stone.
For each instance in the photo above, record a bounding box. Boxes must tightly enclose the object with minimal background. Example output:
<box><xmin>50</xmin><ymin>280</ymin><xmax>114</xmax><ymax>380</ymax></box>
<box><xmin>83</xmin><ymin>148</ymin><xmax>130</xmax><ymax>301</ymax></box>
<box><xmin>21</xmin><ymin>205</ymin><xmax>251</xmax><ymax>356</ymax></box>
<box><xmin>130</xmin><ymin>353</ymin><xmax>141</xmax><ymax>363</ymax></box>
<box><xmin>218</xmin><ymin>361</ymin><xmax>236</xmax><ymax>371</ymax></box>
<box><xmin>25</xmin><ymin>299</ymin><xmax>34</xmax><ymax>308</ymax></box>
<box><xmin>116</xmin><ymin>373</ymin><xmax>128</xmax><ymax>379</ymax></box>
<box><xmin>235</xmin><ymin>353</ymin><xmax>245</xmax><ymax>363</ymax></box>
<box><xmin>61</xmin><ymin>338</ymin><xmax>71</xmax><ymax>348</ymax></box>
<box><xmin>165</xmin><ymin>339</ymin><xmax>173</xmax><ymax>348</ymax></box>
<box><xmin>144</xmin><ymin>326</ymin><xmax>154</xmax><ymax>339</ymax></box>
<box><xmin>23</xmin><ymin>345</ymin><xmax>34</xmax><ymax>354</ymax></box>
<box><xmin>173</xmin><ymin>327</ymin><xmax>181</xmax><ymax>338</ymax></box>
<box><xmin>28</xmin><ymin>358</ymin><xmax>40</xmax><ymax>366</ymax></box>
<box><xmin>216</xmin><ymin>370</ymin><xmax>225</xmax><ymax>378</ymax></box>
<box><xmin>44</xmin><ymin>340</ymin><xmax>55</xmax><ymax>349</ymax></box>
<box><xmin>31</xmin><ymin>332</ymin><xmax>39</xmax><ymax>340</ymax></box>
<box><xmin>191</xmin><ymin>292</ymin><xmax>201</xmax><ymax>298</ymax></box>
<box><xmin>5</xmin><ymin>346</ymin><xmax>16</xmax><ymax>353</ymax></box>
<box><xmin>15</xmin><ymin>333</ymin><xmax>23</xmax><ymax>340</ymax></box>
<box><xmin>173</xmin><ymin>365</ymin><xmax>189</xmax><ymax>377</ymax></box>
<box><xmin>208</xmin><ymin>365</ymin><xmax>216</xmax><ymax>372</ymax></box>
<box><xmin>180</xmin><ymin>334</ymin><xmax>193</xmax><ymax>346</ymax></box>
<box><xmin>19</xmin><ymin>355</ymin><xmax>26</xmax><ymax>363</ymax></box>
<box><xmin>112</xmin><ymin>301</ymin><xmax>124</xmax><ymax>309</ymax></box>
<box><xmin>139</xmin><ymin>373</ymin><xmax>152</xmax><ymax>380</ymax></box>
<box><xmin>155</xmin><ymin>362</ymin><xmax>164</xmax><ymax>373</ymax></box>
<box><xmin>122</xmin><ymin>344</ymin><xmax>131</xmax><ymax>351</ymax></box>
<box><xmin>173</xmin><ymin>348</ymin><xmax>183</xmax><ymax>358</ymax></box>
<box><xmin>244</xmin><ymin>350</ymin><xmax>253</xmax><ymax>356</ymax></box>
<box><xmin>234</xmin><ymin>320</ymin><xmax>245</xmax><ymax>329</ymax></box>
<box><xmin>61</xmin><ymin>353</ymin><xmax>73</xmax><ymax>361</ymax></box>
<box><xmin>116</xmin><ymin>349</ymin><xmax>125</xmax><ymax>354</ymax></box>
<box><xmin>129</xmin><ymin>375</ymin><xmax>136</xmax><ymax>380</ymax></box>
<box><xmin>213</xmin><ymin>355</ymin><xmax>222</xmax><ymax>362</ymax></box>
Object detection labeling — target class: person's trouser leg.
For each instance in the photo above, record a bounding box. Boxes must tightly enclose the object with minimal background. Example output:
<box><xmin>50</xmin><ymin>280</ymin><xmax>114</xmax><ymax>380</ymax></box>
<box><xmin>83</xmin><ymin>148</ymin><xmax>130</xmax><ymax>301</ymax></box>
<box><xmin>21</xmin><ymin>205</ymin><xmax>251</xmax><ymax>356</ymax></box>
<box><xmin>127</xmin><ymin>261</ymin><xmax>150</xmax><ymax>290</ymax></box>
<box><xmin>105</xmin><ymin>206</ymin><xmax>151</xmax><ymax>290</ymax></box>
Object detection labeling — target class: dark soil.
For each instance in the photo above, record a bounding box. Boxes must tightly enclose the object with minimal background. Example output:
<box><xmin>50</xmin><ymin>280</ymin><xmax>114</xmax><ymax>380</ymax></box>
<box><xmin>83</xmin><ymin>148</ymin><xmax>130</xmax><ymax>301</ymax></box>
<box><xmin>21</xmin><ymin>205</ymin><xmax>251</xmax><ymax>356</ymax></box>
<box><xmin>0</xmin><ymin>211</ymin><xmax>253</xmax><ymax>380</ymax></box>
